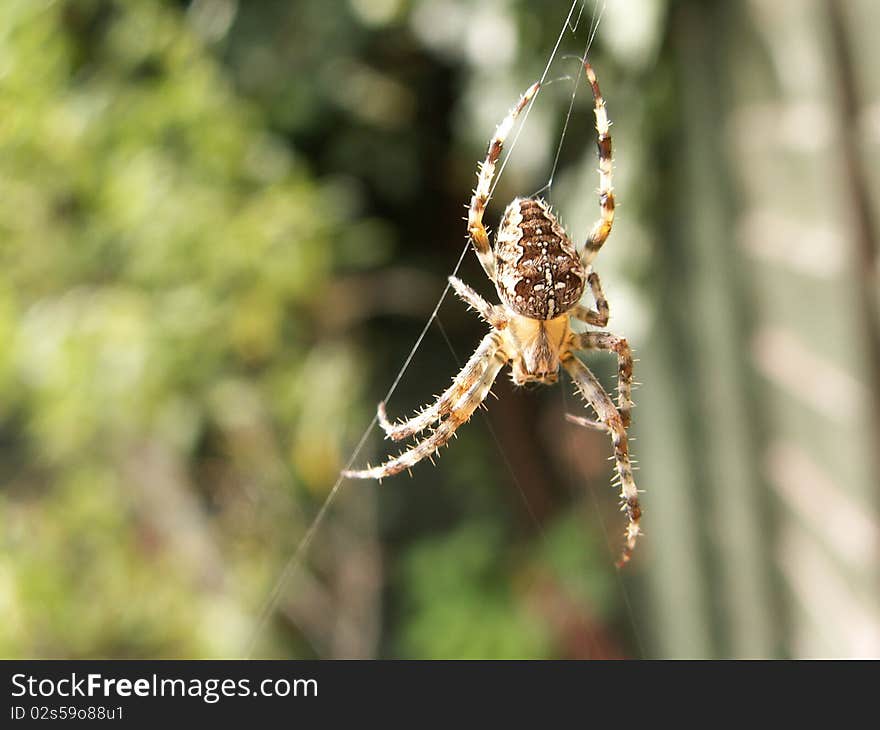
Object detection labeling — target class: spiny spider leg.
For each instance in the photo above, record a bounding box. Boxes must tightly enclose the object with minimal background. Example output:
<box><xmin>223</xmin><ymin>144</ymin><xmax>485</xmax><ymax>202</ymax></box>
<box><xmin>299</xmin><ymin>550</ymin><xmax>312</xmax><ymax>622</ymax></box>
<box><xmin>564</xmin><ymin>355</ymin><xmax>640</xmax><ymax>567</ymax></box>
<box><xmin>344</xmin><ymin>351</ymin><xmax>507</xmax><ymax>480</ymax></box>
<box><xmin>570</xmin><ymin>270</ymin><xmax>609</xmax><ymax>327</ymax></box>
<box><xmin>572</xmin><ymin>331</ymin><xmax>634</xmax><ymax>427</ymax></box>
<box><xmin>449</xmin><ymin>276</ymin><xmax>508</xmax><ymax>329</ymax></box>
<box><xmin>467</xmin><ymin>81</ymin><xmax>540</xmax><ymax>282</ymax></box>
<box><xmin>376</xmin><ymin>330</ymin><xmax>504</xmax><ymax>442</ymax></box>
<box><xmin>579</xmin><ymin>60</ymin><xmax>615</xmax><ymax>268</ymax></box>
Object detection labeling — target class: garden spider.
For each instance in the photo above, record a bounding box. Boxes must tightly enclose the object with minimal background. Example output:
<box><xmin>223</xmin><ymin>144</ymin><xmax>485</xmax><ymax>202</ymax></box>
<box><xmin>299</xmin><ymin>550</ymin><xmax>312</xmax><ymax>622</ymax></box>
<box><xmin>344</xmin><ymin>60</ymin><xmax>641</xmax><ymax>566</ymax></box>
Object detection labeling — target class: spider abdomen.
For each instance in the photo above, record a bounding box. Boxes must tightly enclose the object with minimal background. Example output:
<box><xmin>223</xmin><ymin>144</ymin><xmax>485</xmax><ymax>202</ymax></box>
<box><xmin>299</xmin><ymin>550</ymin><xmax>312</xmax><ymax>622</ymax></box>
<box><xmin>494</xmin><ymin>198</ymin><xmax>585</xmax><ymax>320</ymax></box>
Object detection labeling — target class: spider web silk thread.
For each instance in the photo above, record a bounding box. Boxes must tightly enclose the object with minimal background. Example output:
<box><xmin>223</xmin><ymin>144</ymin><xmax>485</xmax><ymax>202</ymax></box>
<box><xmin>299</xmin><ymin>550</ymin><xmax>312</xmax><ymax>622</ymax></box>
<box><xmin>245</xmin><ymin>0</ymin><xmax>604</xmax><ymax>658</ymax></box>
<box><xmin>488</xmin><ymin>1</ymin><xmax>593</xmax><ymax>201</ymax></box>
<box><xmin>532</xmin><ymin>0</ymin><xmax>607</xmax><ymax>205</ymax></box>
<box><xmin>244</xmin><ymin>242</ymin><xmax>470</xmax><ymax>658</ymax></box>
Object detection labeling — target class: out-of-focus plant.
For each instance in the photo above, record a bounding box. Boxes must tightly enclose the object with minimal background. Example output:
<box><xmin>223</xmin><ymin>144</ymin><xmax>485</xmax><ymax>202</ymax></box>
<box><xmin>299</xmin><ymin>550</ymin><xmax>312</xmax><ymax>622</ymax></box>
<box><xmin>0</xmin><ymin>0</ymin><xmax>366</xmax><ymax>657</ymax></box>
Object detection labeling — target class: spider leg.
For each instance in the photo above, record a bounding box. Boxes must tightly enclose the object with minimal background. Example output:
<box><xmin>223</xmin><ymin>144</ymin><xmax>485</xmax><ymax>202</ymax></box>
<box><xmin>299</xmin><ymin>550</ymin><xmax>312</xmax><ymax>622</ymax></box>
<box><xmin>376</xmin><ymin>330</ymin><xmax>504</xmax><ymax>442</ymax></box>
<box><xmin>579</xmin><ymin>59</ymin><xmax>615</xmax><ymax>268</ymax></box>
<box><xmin>344</xmin><ymin>350</ymin><xmax>507</xmax><ymax>480</ymax></box>
<box><xmin>467</xmin><ymin>81</ymin><xmax>540</xmax><ymax>282</ymax></box>
<box><xmin>564</xmin><ymin>355</ymin><xmax>640</xmax><ymax>567</ymax></box>
<box><xmin>572</xmin><ymin>331</ymin><xmax>634</xmax><ymax>428</ymax></box>
<box><xmin>449</xmin><ymin>276</ymin><xmax>508</xmax><ymax>329</ymax></box>
<box><xmin>569</xmin><ymin>269</ymin><xmax>609</xmax><ymax>327</ymax></box>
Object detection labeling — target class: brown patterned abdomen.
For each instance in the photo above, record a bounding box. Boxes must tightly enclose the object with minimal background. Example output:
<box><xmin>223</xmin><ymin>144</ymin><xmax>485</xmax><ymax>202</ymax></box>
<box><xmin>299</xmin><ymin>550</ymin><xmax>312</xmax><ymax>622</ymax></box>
<box><xmin>494</xmin><ymin>198</ymin><xmax>585</xmax><ymax>320</ymax></box>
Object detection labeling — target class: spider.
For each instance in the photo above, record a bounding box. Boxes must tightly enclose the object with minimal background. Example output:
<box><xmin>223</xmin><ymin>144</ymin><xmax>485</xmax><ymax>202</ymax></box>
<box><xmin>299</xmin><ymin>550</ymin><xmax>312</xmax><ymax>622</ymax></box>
<box><xmin>344</xmin><ymin>60</ymin><xmax>641</xmax><ymax>566</ymax></box>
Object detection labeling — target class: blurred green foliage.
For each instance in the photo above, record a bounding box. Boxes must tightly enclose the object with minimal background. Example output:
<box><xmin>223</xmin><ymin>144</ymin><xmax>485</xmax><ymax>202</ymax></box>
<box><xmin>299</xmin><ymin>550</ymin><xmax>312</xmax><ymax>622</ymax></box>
<box><xmin>399</xmin><ymin>523</ymin><xmax>550</xmax><ymax>659</ymax></box>
<box><xmin>0</xmin><ymin>0</ymin><xmax>367</xmax><ymax>657</ymax></box>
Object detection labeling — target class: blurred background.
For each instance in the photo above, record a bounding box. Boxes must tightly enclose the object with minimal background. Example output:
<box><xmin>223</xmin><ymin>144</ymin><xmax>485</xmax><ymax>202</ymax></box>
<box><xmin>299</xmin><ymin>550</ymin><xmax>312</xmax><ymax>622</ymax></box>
<box><xmin>0</xmin><ymin>0</ymin><xmax>877</xmax><ymax>659</ymax></box>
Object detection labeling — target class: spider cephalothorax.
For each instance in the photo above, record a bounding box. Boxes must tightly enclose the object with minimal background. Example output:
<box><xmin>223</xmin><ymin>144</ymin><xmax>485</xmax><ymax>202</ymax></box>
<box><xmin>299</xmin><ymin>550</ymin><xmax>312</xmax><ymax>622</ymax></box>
<box><xmin>345</xmin><ymin>60</ymin><xmax>641</xmax><ymax>566</ymax></box>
